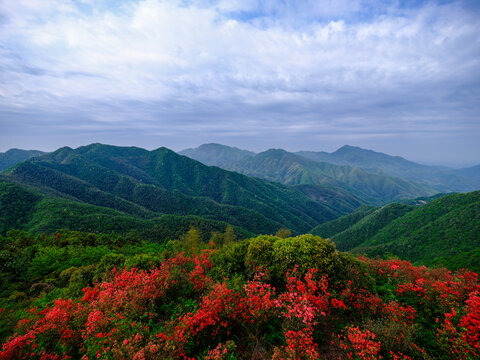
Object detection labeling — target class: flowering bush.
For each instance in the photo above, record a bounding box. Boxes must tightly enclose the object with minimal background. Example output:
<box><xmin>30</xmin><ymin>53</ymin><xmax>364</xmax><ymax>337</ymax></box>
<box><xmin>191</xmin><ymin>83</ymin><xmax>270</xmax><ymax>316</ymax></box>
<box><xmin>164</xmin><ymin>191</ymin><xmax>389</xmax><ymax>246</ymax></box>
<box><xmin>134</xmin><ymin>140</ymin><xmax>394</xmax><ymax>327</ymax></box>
<box><xmin>1</xmin><ymin>237</ymin><xmax>479</xmax><ymax>359</ymax></box>
<box><xmin>336</xmin><ymin>325</ymin><xmax>382</xmax><ymax>360</ymax></box>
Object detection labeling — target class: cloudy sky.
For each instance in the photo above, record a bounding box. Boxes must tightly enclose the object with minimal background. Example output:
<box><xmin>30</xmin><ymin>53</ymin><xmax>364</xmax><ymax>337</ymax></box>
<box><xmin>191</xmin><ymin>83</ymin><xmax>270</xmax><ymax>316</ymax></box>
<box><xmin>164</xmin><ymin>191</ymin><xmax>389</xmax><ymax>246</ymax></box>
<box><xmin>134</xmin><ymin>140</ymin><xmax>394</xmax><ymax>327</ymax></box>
<box><xmin>0</xmin><ymin>0</ymin><xmax>479</xmax><ymax>167</ymax></box>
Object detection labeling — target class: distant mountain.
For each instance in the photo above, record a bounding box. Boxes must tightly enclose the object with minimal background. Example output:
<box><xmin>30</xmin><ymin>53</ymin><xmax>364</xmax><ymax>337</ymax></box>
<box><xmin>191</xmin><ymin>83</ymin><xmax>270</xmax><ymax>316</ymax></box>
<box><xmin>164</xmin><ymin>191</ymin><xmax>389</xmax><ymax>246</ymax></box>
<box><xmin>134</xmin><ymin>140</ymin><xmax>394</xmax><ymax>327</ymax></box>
<box><xmin>0</xmin><ymin>149</ymin><xmax>44</xmax><ymax>172</ymax></box>
<box><xmin>457</xmin><ymin>164</ymin><xmax>480</xmax><ymax>182</ymax></box>
<box><xmin>179</xmin><ymin>143</ymin><xmax>255</xmax><ymax>167</ymax></box>
<box><xmin>221</xmin><ymin>149</ymin><xmax>437</xmax><ymax>205</ymax></box>
<box><xmin>292</xmin><ymin>184</ymin><xmax>364</xmax><ymax>215</ymax></box>
<box><xmin>297</xmin><ymin>145</ymin><xmax>479</xmax><ymax>192</ymax></box>
<box><xmin>312</xmin><ymin>191</ymin><xmax>480</xmax><ymax>272</ymax></box>
<box><xmin>1</xmin><ymin>144</ymin><xmax>347</xmax><ymax>235</ymax></box>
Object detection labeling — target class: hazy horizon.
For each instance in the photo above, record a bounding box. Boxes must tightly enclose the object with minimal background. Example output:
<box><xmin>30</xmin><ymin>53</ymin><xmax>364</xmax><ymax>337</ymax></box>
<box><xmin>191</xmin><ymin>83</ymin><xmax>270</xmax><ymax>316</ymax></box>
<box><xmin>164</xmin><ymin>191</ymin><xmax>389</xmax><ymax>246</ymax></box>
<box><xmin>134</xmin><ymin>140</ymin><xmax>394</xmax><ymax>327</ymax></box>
<box><xmin>1</xmin><ymin>0</ymin><xmax>479</xmax><ymax>167</ymax></box>
<box><xmin>1</xmin><ymin>141</ymin><xmax>479</xmax><ymax>169</ymax></box>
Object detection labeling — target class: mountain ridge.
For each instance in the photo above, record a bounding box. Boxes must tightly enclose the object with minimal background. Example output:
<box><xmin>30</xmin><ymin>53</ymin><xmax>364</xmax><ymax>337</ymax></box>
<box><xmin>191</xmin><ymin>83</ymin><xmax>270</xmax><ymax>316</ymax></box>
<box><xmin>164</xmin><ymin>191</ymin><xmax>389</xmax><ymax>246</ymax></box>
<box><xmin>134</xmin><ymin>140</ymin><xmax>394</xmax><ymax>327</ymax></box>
<box><xmin>1</xmin><ymin>144</ymin><xmax>353</xmax><ymax>235</ymax></box>
<box><xmin>311</xmin><ymin>191</ymin><xmax>480</xmax><ymax>271</ymax></box>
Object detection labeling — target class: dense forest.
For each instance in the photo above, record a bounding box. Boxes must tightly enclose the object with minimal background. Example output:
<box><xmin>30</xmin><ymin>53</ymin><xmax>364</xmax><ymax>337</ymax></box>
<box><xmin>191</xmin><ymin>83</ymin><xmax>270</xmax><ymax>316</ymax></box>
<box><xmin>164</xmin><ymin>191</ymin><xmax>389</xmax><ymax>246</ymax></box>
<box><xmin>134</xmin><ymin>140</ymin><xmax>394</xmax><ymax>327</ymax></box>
<box><xmin>0</xmin><ymin>144</ymin><xmax>355</xmax><ymax>235</ymax></box>
<box><xmin>312</xmin><ymin>191</ymin><xmax>480</xmax><ymax>272</ymax></box>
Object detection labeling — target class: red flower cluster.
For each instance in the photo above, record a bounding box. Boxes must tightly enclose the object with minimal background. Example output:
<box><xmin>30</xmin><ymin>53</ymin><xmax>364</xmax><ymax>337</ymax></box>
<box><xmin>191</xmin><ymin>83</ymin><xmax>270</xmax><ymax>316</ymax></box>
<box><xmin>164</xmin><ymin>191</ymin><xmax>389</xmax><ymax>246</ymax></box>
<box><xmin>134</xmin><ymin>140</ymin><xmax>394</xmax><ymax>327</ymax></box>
<box><xmin>1</xmin><ymin>252</ymin><xmax>479</xmax><ymax>359</ymax></box>
<box><xmin>337</xmin><ymin>325</ymin><xmax>382</xmax><ymax>360</ymax></box>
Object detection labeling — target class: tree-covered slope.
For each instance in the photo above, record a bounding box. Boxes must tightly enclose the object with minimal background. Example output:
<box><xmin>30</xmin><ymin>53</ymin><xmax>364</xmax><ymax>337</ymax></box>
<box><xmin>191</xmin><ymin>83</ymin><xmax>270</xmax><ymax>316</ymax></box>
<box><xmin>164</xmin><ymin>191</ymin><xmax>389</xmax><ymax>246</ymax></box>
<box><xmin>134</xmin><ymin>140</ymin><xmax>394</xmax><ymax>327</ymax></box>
<box><xmin>356</xmin><ymin>191</ymin><xmax>480</xmax><ymax>271</ymax></box>
<box><xmin>292</xmin><ymin>184</ymin><xmax>365</xmax><ymax>214</ymax></box>
<box><xmin>310</xmin><ymin>205</ymin><xmax>377</xmax><ymax>239</ymax></box>
<box><xmin>2</xmin><ymin>161</ymin><xmax>284</xmax><ymax>235</ymax></box>
<box><xmin>311</xmin><ymin>191</ymin><xmax>480</xmax><ymax>272</ymax></box>
<box><xmin>325</xmin><ymin>203</ymin><xmax>416</xmax><ymax>251</ymax></box>
<box><xmin>178</xmin><ymin>143</ymin><xmax>255</xmax><ymax>167</ymax></box>
<box><xmin>0</xmin><ymin>149</ymin><xmax>44</xmax><ymax>172</ymax></box>
<box><xmin>1</xmin><ymin>144</ymin><xmax>345</xmax><ymax>234</ymax></box>
<box><xmin>224</xmin><ymin>149</ymin><xmax>437</xmax><ymax>205</ymax></box>
<box><xmin>297</xmin><ymin>145</ymin><xmax>479</xmax><ymax>192</ymax></box>
<box><xmin>0</xmin><ymin>179</ymin><xmax>252</xmax><ymax>240</ymax></box>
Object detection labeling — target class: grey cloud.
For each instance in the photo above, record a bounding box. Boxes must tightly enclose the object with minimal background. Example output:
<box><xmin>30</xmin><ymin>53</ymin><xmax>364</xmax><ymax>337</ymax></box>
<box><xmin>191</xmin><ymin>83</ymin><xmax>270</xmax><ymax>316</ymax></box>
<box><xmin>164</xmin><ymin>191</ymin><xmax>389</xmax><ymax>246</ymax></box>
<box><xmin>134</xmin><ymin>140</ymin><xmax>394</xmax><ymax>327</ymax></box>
<box><xmin>0</xmin><ymin>0</ymin><xmax>479</xmax><ymax>166</ymax></box>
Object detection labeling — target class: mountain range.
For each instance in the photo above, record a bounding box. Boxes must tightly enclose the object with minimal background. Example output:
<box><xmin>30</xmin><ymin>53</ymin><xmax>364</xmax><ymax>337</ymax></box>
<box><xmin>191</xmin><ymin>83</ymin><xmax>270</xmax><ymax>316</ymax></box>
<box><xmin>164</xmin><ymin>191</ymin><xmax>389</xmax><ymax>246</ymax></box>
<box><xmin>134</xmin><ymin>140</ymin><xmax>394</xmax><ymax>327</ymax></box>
<box><xmin>179</xmin><ymin>143</ymin><xmax>480</xmax><ymax>196</ymax></box>
<box><xmin>1</xmin><ymin>143</ymin><xmax>479</xmax><ymax>271</ymax></box>
<box><xmin>0</xmin><ymin>144</ymin><xmax>356</xmax><ymax>237</ymax></box>
<box><xmin>297</xmin><ymin>145</ymin><xmax>480</xmax><ymax>192</ymax></box>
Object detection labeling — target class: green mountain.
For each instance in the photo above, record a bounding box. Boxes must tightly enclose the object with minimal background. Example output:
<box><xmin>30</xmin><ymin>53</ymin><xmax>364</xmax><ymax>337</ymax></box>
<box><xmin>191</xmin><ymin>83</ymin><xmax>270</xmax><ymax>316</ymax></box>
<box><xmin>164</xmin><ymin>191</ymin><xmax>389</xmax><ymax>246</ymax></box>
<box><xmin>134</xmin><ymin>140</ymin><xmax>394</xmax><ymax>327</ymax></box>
<box><xmin>297</xmin><ymin>145</ymin><xmax>479</xmax><ymax>192</ymax></box>
<box><xmin>223</xmin><ymin>149</ymin><xmax>437</xmax><ymax>205</ymax></box>
<box><xmin>292</xmin><ymin>184</ymin><xmax>364</xmax><ymax>214</ymax></box>
<box><xmin>0</xmin><ymin>149</ymin><xmax>44</xmax><ymax>171</ymax></box>
<box><xmin>312</xmin><ymin>191</ymin><xmax>480</xmax><ymax>272</ymax></box>
<box><xmin>358</xmin><ymin>191</ymin><xmax>480</xmax><ymax>270</ymax></box>
<box><xmin>398</xmin><ymin>193</ymin><xmax>448</xmax><ymax>206</ymax></box>
<box><xmin>1</xmin><ymin>144</ymin><xmax>346</xmax><ymax>235</ymax></box>
<box><xmin>321</xmin><ymin>202</ymin><xmax>417</xmax><ymax>251</ymax></box>
<box><xmin>310</xmin><ymin>205</ymin><xmax>377</xmax><ymax>239</ymax></box>
<box><xmin>179</xmin><ymin>143</ymin><xmax>255</xmax><ymax>167</ymax></box>
<box><xmin>0</xmin><ymin>179</ymin><xmax>253</xmax><ymax>241</ymax></box>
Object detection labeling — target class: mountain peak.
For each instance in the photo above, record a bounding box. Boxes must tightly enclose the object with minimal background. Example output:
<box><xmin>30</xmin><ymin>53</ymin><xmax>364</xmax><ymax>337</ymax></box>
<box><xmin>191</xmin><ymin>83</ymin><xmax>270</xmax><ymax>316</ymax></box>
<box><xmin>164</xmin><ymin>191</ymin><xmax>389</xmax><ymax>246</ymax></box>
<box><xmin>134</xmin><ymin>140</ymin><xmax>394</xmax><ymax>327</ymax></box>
<box><xmin>178</xmin><ymin>143</ymin><xmax>254</xmax><ymax>167</ymax></box>
<box><xmin>333</xmin><ymin>145</ymin><xmax>367</xmax><ymax>155</ymax></box>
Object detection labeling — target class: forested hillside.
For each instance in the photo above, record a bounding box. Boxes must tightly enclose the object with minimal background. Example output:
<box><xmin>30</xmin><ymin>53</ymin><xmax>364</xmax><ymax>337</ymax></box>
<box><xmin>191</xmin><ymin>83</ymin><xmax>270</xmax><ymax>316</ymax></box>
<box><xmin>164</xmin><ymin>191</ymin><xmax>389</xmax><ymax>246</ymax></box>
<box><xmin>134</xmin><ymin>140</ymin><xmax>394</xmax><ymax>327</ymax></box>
<box><xmin>292</xmin><ymin>184</ymin><xmax>364</xmax><ymax>214</ymax></box>
<box><xmin>0</xmin><ymin>179</ymin><xmax>252</xmax><ymax>241</ymax></box>
<box><xmin>310</xmin><ymin>205</ymin><xmax>377</xmax><ymax>239</ymax></box>
<box><xmin>181</xmin><ymin>143</ymin><xmax>480</xmax><ymax>194</ymax></box>
<box><xmin>1</xmin><ymin>144</ymin><xmax>353</xmax><ymax>235</ymax></box>
<box><xmin>297</xmin><ymin>145</ymin><xmax>480</xmax><ymax>192</ymax></box>
<box><xmin>222</xmin><ymin>149</ymin><xmax>436</xmax><ymax>205</ymax></box>
<box><xmin>313</xmin><ymin>191</ymin><xmax>480</xmax><ymax>272</ymax></box>
<box><xmin>0</xmin><ymin>149</ymin><xmax>44</xmax><ymax>172</ymax></box>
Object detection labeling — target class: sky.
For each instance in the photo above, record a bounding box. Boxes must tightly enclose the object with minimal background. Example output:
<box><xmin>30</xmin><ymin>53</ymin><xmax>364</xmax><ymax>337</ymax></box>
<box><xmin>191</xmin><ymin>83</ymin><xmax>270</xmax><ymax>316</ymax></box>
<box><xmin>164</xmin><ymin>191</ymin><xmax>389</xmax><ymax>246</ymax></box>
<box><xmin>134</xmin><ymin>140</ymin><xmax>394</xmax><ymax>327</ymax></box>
<box><xmin>0</xmin><ymin>0</ymin><xmax>479</xmax><ymax>167</ymax></box>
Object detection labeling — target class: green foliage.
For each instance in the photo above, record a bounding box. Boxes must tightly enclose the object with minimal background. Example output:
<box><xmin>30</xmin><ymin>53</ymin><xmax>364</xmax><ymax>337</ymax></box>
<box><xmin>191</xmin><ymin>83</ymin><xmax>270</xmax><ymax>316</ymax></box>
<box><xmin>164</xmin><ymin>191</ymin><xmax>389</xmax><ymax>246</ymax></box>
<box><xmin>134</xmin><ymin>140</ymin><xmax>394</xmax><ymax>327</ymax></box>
<box><xmin>272</xmin><ymin>234</ymin><xmax>337</xmax><ymax>279</ymax></box>
<box><xmin>242</xmin><ymin>234</ymin><xmax>360</xmax><ymax>287</ymax></box>
<box><xmin>245</xmin><ymin>235</ymin><xmax>277</xmax><ymax>271</ymax></box>
<box><xmin>1</xmin><ymin>144</ymin><xmax>348</xmax><ymax>234</ymax></box>
<box><xmin>329</xmin><ymin>203</ymin><xmax>415</xmax><ymax>251</ymax></box>
<box><xmin>310</xmin><ymin>204</ymin><xmax>376</xmax><ymax>238</ymax></box>
<box><xmin>180</xmin><ymin>226</ymin><xmax>203</xmax><ymax>254</ymax></box>
<box><xmin>0</xmin><ymin>181</ymin><xmax>40</xmax><ymax>234</ymax></box>
<box><xmin>221</xmin><ymin>148</ymin><xmax>436</xmax><ymax>205</ymax></box>
<box><xmin>94</xmin><ymin>252</ymin><xmax>125</xmax><ymax>279</ymax></box>
<box><xmin>124</xmin><ymin>253</ymin><xmax>164</xmax><ymax>270</ymax></box>
<box><xmin>313</xmin><ymin>191</ymin><xmax>480</xmax><ymax>272</ymax></box>
<box><xmin>275</xmin><ymin>227</ymin><xmax>292</xmax><ymax>238</ymax></box>
<box><xmin>213</xmin><ymin>239</ymin><xmax>251</xmax><ymax>278</ymax></box>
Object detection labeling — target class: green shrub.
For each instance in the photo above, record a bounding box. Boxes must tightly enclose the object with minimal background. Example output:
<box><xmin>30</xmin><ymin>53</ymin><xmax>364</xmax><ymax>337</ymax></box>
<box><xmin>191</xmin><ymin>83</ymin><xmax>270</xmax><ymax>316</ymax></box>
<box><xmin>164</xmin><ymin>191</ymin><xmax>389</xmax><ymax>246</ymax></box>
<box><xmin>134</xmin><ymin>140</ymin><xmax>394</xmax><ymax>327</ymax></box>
<box><xmin>272</xmin><ymin>234</ymin><xmax>336</xmax><ymax>280</ymax></box>
<box><xmin>245</xmin><ymin>235</ymin><xmax>277</xmax><ymax>273</ymax></box>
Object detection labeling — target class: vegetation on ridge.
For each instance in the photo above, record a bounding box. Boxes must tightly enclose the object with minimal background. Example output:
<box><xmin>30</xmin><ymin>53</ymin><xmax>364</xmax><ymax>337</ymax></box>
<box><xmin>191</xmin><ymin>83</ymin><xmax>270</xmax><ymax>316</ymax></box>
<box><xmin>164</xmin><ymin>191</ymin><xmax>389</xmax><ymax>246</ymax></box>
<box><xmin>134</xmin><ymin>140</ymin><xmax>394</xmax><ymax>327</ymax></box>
<box><xmin>0</xmin><ymin>230</ymin><xmax>478</xmax><ymax>359</ymax></box>
<box><xmin>313</xmin><ymin>191</ymin><xmax>480</xmax><ymax>272</ymax></box>
<box><xmin>1</xmin><ymin>144</ymin><xmax>350</xmax><ymax>235</ymax></box>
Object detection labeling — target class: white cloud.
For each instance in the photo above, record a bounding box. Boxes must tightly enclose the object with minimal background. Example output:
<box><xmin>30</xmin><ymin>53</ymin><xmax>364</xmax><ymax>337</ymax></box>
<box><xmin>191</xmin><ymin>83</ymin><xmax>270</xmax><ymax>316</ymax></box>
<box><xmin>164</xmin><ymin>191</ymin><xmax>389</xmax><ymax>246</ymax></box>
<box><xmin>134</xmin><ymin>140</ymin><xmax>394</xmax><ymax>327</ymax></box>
<box><xmin>0</xmin><ymin>0</ymin><xmax>479</xmax><ymax>164</ymax></box>
<box><xmin>1</xmin><ymin>0</ymin><xmax>477</xmax><ymax>102</ymax></box>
